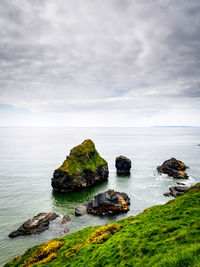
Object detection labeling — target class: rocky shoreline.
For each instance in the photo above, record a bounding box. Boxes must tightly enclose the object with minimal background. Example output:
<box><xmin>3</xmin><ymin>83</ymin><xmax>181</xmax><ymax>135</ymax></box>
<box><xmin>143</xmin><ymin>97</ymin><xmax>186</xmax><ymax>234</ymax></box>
<box><xmin>8</xmin><ymin>140</ymin><xmax>192</xmax><ymax>239</ymax></box>
<box><xmin>6</xmin><ymin>183</ymin><xmax>200</xmax><ymax>266</ymax></box>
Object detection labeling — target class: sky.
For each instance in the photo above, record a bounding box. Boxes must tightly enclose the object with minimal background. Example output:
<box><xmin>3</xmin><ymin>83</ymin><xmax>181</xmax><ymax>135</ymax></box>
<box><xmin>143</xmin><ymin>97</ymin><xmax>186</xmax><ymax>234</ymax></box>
<box><xmin>0</xmin><ymin>0</ymin><xmax>200</xmax><ymax>127</ymax></box>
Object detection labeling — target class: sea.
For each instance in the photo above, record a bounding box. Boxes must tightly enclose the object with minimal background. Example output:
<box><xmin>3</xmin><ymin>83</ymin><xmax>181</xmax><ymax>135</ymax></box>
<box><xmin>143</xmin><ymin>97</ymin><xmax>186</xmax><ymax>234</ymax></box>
<box><xmin>0</xmin><ymin>127</ymin><xmax>199</xmax><ymax>266</ymax></box>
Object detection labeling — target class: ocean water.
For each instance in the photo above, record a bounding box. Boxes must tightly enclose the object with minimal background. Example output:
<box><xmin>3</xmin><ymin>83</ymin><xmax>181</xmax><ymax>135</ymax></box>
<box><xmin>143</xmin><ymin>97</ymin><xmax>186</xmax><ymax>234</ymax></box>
<box><xmin>0</xmin><ymin>127</ymin><xmax>200</xmax><ymax>265</ymax></box>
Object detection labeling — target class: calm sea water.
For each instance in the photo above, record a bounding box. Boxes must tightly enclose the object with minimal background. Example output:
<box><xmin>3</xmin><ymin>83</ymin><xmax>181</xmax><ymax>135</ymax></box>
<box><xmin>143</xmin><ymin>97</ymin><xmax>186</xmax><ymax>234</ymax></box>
<box><xmin>0</xmin><ymin>127</ymin><xmax>200</xmax><ymax>265</ymax></box>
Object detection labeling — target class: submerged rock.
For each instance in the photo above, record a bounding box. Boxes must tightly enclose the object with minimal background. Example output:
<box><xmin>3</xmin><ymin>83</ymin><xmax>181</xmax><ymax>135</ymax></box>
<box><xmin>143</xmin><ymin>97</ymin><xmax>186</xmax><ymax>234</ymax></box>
<box><xmin>9</xmin><ymin>212</ymin><xmax>58</xmax><ymax>238</ymax></box>
<box><xmin>163</xmin><ymin>192</ymin><xmax>172</xmax><ymax>197</ymax></box>
<box><xmin>157</xmin><ymin>157</ymin><xmax>188</xmax><ymax>179</ymax></box>
<box><xmin>58</xmin><ymin>228</ymin><xmax>69</xmax><ymax>237</ymax></box>
<box><xmin>52</xmin><ymin>139</ymin><xmax>109</xmax><ymax>193</ymax></box>
<box><xmin>75</xmin><ymin>189</ymin><xmax>130</xmax><ymax>216</ymax></box>
<box><xmin>75</xmin><ymin>202</ymin><xmax>88</xmax><ymax>216</ymax></box>
<box><xmin>176</xmin><ymin>182</ymin><xmax>186</xmax><ymax>186</ymax></box>
<box><xmin>59</xmin><ymin>215</ymin><xmax>71</xmax><ymax>226</ymax></box>
<box><xmin>115</xmin><ymin>156</ymin><xmax>131</xmax><ymax>174</ymax></box>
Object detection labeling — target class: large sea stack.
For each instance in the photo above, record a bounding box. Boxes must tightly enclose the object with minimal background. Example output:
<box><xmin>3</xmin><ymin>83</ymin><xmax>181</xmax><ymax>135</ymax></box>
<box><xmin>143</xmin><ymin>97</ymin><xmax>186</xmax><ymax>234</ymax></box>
<box><xmin>52</xmin><ymin>139</ymin><xmax>109</xmax><ymax>193</ymax></box>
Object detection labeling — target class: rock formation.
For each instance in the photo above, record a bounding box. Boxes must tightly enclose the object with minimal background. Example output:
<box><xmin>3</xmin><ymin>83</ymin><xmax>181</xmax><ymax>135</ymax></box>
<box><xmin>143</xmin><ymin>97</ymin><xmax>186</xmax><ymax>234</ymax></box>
<box><xmin>6</xmin><ymin>183</ymin><xmax>200</xmax><ymax>267</ymax></box>
<box><xmin>115</xmin><ymin>156</ymin><xmax>131</xmax><ymax>174</ymax></box>
<box><xmin>9</xmin><ymin>212</ymin><xmax>58</xmax><ymax>238</ymax></box>
<box><xmin>75</xmin><ymin>189</ymin><xmax>130</xmax><ymax>216</ymax></box>
<box><xmin>157</xmin><ymin>157</ymin><xmax>188</xmax><ymax>179</ymax></box>
<box><xmin>164</xmin><ymin>185</ymin><xmax>190</xmax><ymax>198</ymax></box>
<box><xmin>52</xmin><ymin>139</ymin><xmax>109</xmax><ymax>193</ymax></box>
<box><xmin>59</xmin><ymin>215</ymin><xmax>71</xmax><ymax>226</ymax></box>
<box><xmin>75</xmin><ymin>202</ymin><xmax>88</xmax><ymax>216</ymax></box>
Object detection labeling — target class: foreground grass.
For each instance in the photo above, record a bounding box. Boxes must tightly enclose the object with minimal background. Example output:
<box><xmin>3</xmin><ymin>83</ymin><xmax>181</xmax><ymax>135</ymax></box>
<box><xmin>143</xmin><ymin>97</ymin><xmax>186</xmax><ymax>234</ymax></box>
<box><xmin>5</xmin><ymin>184</ymin><xmax>200</xmax><ymax>267</ymax></box>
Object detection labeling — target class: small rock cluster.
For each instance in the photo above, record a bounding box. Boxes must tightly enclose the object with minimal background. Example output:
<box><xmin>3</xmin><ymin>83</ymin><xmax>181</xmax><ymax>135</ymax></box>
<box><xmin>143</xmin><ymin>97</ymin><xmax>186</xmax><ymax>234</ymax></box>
<box><xmin>9</xmin><ymin>213</ymin><xmax>71</xmax><ymax>238</ymax></box>
<box><xmin>8</xmin><ymin>139</ymin><xmax>193</xmax><ymax>240</ymax></box>
<box><xmin>157</xmin><ymin>157</ymin><xmax>190</xmax><ymax>198</ymax></box>
<box><xmin>157</xmin><ymin>157</ymin><xmax>188</xmax><ymax>179</ymax></box>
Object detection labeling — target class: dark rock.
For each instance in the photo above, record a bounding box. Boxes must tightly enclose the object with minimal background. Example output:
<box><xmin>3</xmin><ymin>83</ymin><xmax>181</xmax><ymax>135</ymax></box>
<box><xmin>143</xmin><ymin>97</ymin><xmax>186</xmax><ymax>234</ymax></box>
<box><xmin>163</xmin><ymin>185</ymin><xmax>190</xmax><ymax>198</ymax></box>
<box><xmin>58</xmin><ymin>228</ymin><xmax>69</xmax><ymax>237</ymax></box>
<box><xmin>115</xmin><ymin>156</ymin><xmax>131</xmax><ymax>174</ymax></box>
<box><xmin>176</xmin><ymin>182</ymin><xmax>186</xmax><ymax>186</ymax></box>
<box><xmin>169</xmin><ymin>186</ymin><xmax>190</xmax><ymax>197</ymax></box>
<box><xmin>51</xmin><ymin>139</ymin><xmax>109</xmax><ymax>193</ymax></box>
<box><xmin>59</xmin><ymin>215</ymin><xmax>71</xmax><ymax>226</ymax></box>
<box><xmin>163</xmin><ymin>192</ymin><xmax>172</xmax><ymax>197</ymax></box>
<box><xmin>9</xmin><ymin>212</ymin><xmax>58</xmax><ymax>238</ymax></box>
<box><xmin>157</xmin><ymin>157</ymin><xmax>188</xmax><ymax>179</ymax></box>
<box><xmin>75</xmin><ymin>189</ymin><xmax>130</xmax><ymax>216</ymax></box>
<box><xmin>75</xmin><ymin>203</ymin><xmax>88</xmax><ymax>216</ymax></box>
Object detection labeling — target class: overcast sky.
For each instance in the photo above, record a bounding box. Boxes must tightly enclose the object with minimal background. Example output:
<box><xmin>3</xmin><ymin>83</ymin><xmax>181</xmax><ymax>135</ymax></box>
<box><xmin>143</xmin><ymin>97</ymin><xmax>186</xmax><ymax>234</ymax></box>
<box><xmin>0</xmin><ymin>0</ymin><xmax>200</xmax><ymax>126</ymax></box>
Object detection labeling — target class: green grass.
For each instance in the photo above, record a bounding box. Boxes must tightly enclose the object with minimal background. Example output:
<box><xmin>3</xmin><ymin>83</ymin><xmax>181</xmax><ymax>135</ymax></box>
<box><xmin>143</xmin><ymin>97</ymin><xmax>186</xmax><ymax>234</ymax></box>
<box><xmin>5</xmin><ymin>184</ymin><xmax>200</xmax><ymax>267</ymax></box>
<box><xmin>56</xmin><ymin>139</ymin><xmax>107</xmax><ymax>175</ymax></box>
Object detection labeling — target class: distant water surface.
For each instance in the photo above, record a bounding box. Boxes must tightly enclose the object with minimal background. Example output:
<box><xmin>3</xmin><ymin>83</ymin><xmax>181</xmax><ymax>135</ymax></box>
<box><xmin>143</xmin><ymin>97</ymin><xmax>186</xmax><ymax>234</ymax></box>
<box><xmin>0</xmin><ymin>127</ymin><xmax>200</xmax><ymax>265</ymax></box>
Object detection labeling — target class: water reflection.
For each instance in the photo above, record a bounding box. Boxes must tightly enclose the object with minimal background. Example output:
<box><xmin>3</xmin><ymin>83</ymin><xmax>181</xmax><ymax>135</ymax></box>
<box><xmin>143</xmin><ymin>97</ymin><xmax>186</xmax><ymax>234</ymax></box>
<box><xmin>50</xmin><ymin>179</ymin><xmax>128</xmax><ymax>236</ymax></box>
<box><xmin>116</xmin><ymin>172</ymin><xmax>131</xmax><ymax>178</ymax></box>
<box><xmin>51</xmin><ymin>181</ymin><xmax>108</xmax><ymax>215</ymax></box>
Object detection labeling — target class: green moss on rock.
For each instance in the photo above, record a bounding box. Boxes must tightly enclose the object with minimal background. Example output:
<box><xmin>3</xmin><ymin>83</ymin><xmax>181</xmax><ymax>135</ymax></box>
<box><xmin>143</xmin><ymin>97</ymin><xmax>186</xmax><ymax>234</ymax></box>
<box><xmin>58</xmin><ymin>139</ymin><xmax>107</xmax><ymax>175</ymax></box>
<box><xmin>6</xmin><ymin>183</ymin><xmax>200</xmax><ymax>266</ymax></box>
<box><xmin>51</xmin><ymin>139</ymin><xmax>109</xmax><ymax>192</ymax></box>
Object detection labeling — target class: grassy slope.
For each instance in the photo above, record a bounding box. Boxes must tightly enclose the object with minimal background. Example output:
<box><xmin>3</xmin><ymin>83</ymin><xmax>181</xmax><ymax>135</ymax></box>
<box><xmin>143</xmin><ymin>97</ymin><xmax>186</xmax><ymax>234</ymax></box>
<box><xmin>6</xmin><ymin>184</ymin><xmax>200</xmax><ymax>267</ymax></box>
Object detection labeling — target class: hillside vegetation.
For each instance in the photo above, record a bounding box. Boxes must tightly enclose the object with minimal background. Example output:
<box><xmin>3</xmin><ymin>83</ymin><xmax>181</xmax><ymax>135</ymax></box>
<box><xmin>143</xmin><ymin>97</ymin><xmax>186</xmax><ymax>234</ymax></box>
<box><xmin>5</xmin><ymin>184</ymin><xmax>200</xmax><ymax>267</ymax></box>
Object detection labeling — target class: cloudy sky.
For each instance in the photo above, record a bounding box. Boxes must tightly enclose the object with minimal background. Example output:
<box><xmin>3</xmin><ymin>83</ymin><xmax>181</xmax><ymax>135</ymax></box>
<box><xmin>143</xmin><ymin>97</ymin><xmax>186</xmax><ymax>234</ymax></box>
<box><xmin>0</xmin><ymin>0</ymin><xmax>200</xmax><ymax>127</ymax></box>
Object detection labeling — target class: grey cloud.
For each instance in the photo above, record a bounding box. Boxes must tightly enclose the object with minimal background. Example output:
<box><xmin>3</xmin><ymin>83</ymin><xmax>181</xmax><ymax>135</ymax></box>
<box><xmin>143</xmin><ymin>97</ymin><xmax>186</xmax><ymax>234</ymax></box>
<box><xmin>0</xmin><ymin>0</ymin><xmax>200</xmax><ymax>125</ymax></box>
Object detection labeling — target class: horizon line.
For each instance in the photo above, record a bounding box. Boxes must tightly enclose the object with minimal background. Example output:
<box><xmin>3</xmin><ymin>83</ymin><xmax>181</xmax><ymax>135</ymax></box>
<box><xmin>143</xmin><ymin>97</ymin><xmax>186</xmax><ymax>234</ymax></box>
<box><xmin>0</xmin><ymin>125</ymin><xmax>199</xmax><ymax>128</ymax></box>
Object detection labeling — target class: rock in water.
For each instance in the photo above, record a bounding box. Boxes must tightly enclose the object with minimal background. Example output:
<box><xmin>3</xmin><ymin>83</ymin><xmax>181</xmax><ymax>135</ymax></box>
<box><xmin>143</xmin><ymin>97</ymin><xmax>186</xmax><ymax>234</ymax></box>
<box><xmin>52</xmin><ymin>139</ymin><xmax>109</xmax><ymax>193</ymax></box>
<box><xmin>176</xmin><ymin>182</ymin><xmax>186</xmax><ymax>186</ymax></box>
<box><xmin>58</xmin><ymin>228</ymin><xmax>69</xmax><ymax>237</ymax></box>
<box><xmin>163</xmin><ymin>185</ymin><xmax>190</xmax><ymax>198</ymax></box>
<box><xmin>75</xmin><ymin>189</ymin><xmax>130</xmax><ymax>216</ymax></box>
<box><xmin>115</xmin><ymin>156</ymin><xmax>131</xmax><ymax>174</ymax></box>
<box><xmin>157</xmin><ymin>157</ymin><xmax>188</xmax><ymax>179</ymax></box>
<box><xmin>169</xmin><ymin>186</ymin><xmax>190</xmax><ymax>197</ymax></box>
<box><xmin>163</xmin><ymin>192</ymin><xmax>172</xmax><ymax>197</ymax></box>
<box><xmin>9</xmin><ymin>212</ymin><xmax>58</xmax><ymax>238</ymax></box>
<box><xmin>87</xmin><ymin>189</ymin><xmax>130</xmax><ymax>215</ymax></box>
<box><xmin>75</xmin><ymin>203</ymin><xmax>88</xmax><ymax>216</ymax></box>
<box><xmin>59</xmin><ymin>215</ymin><xmax>71</xmax><ymax>226</ymax></box>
